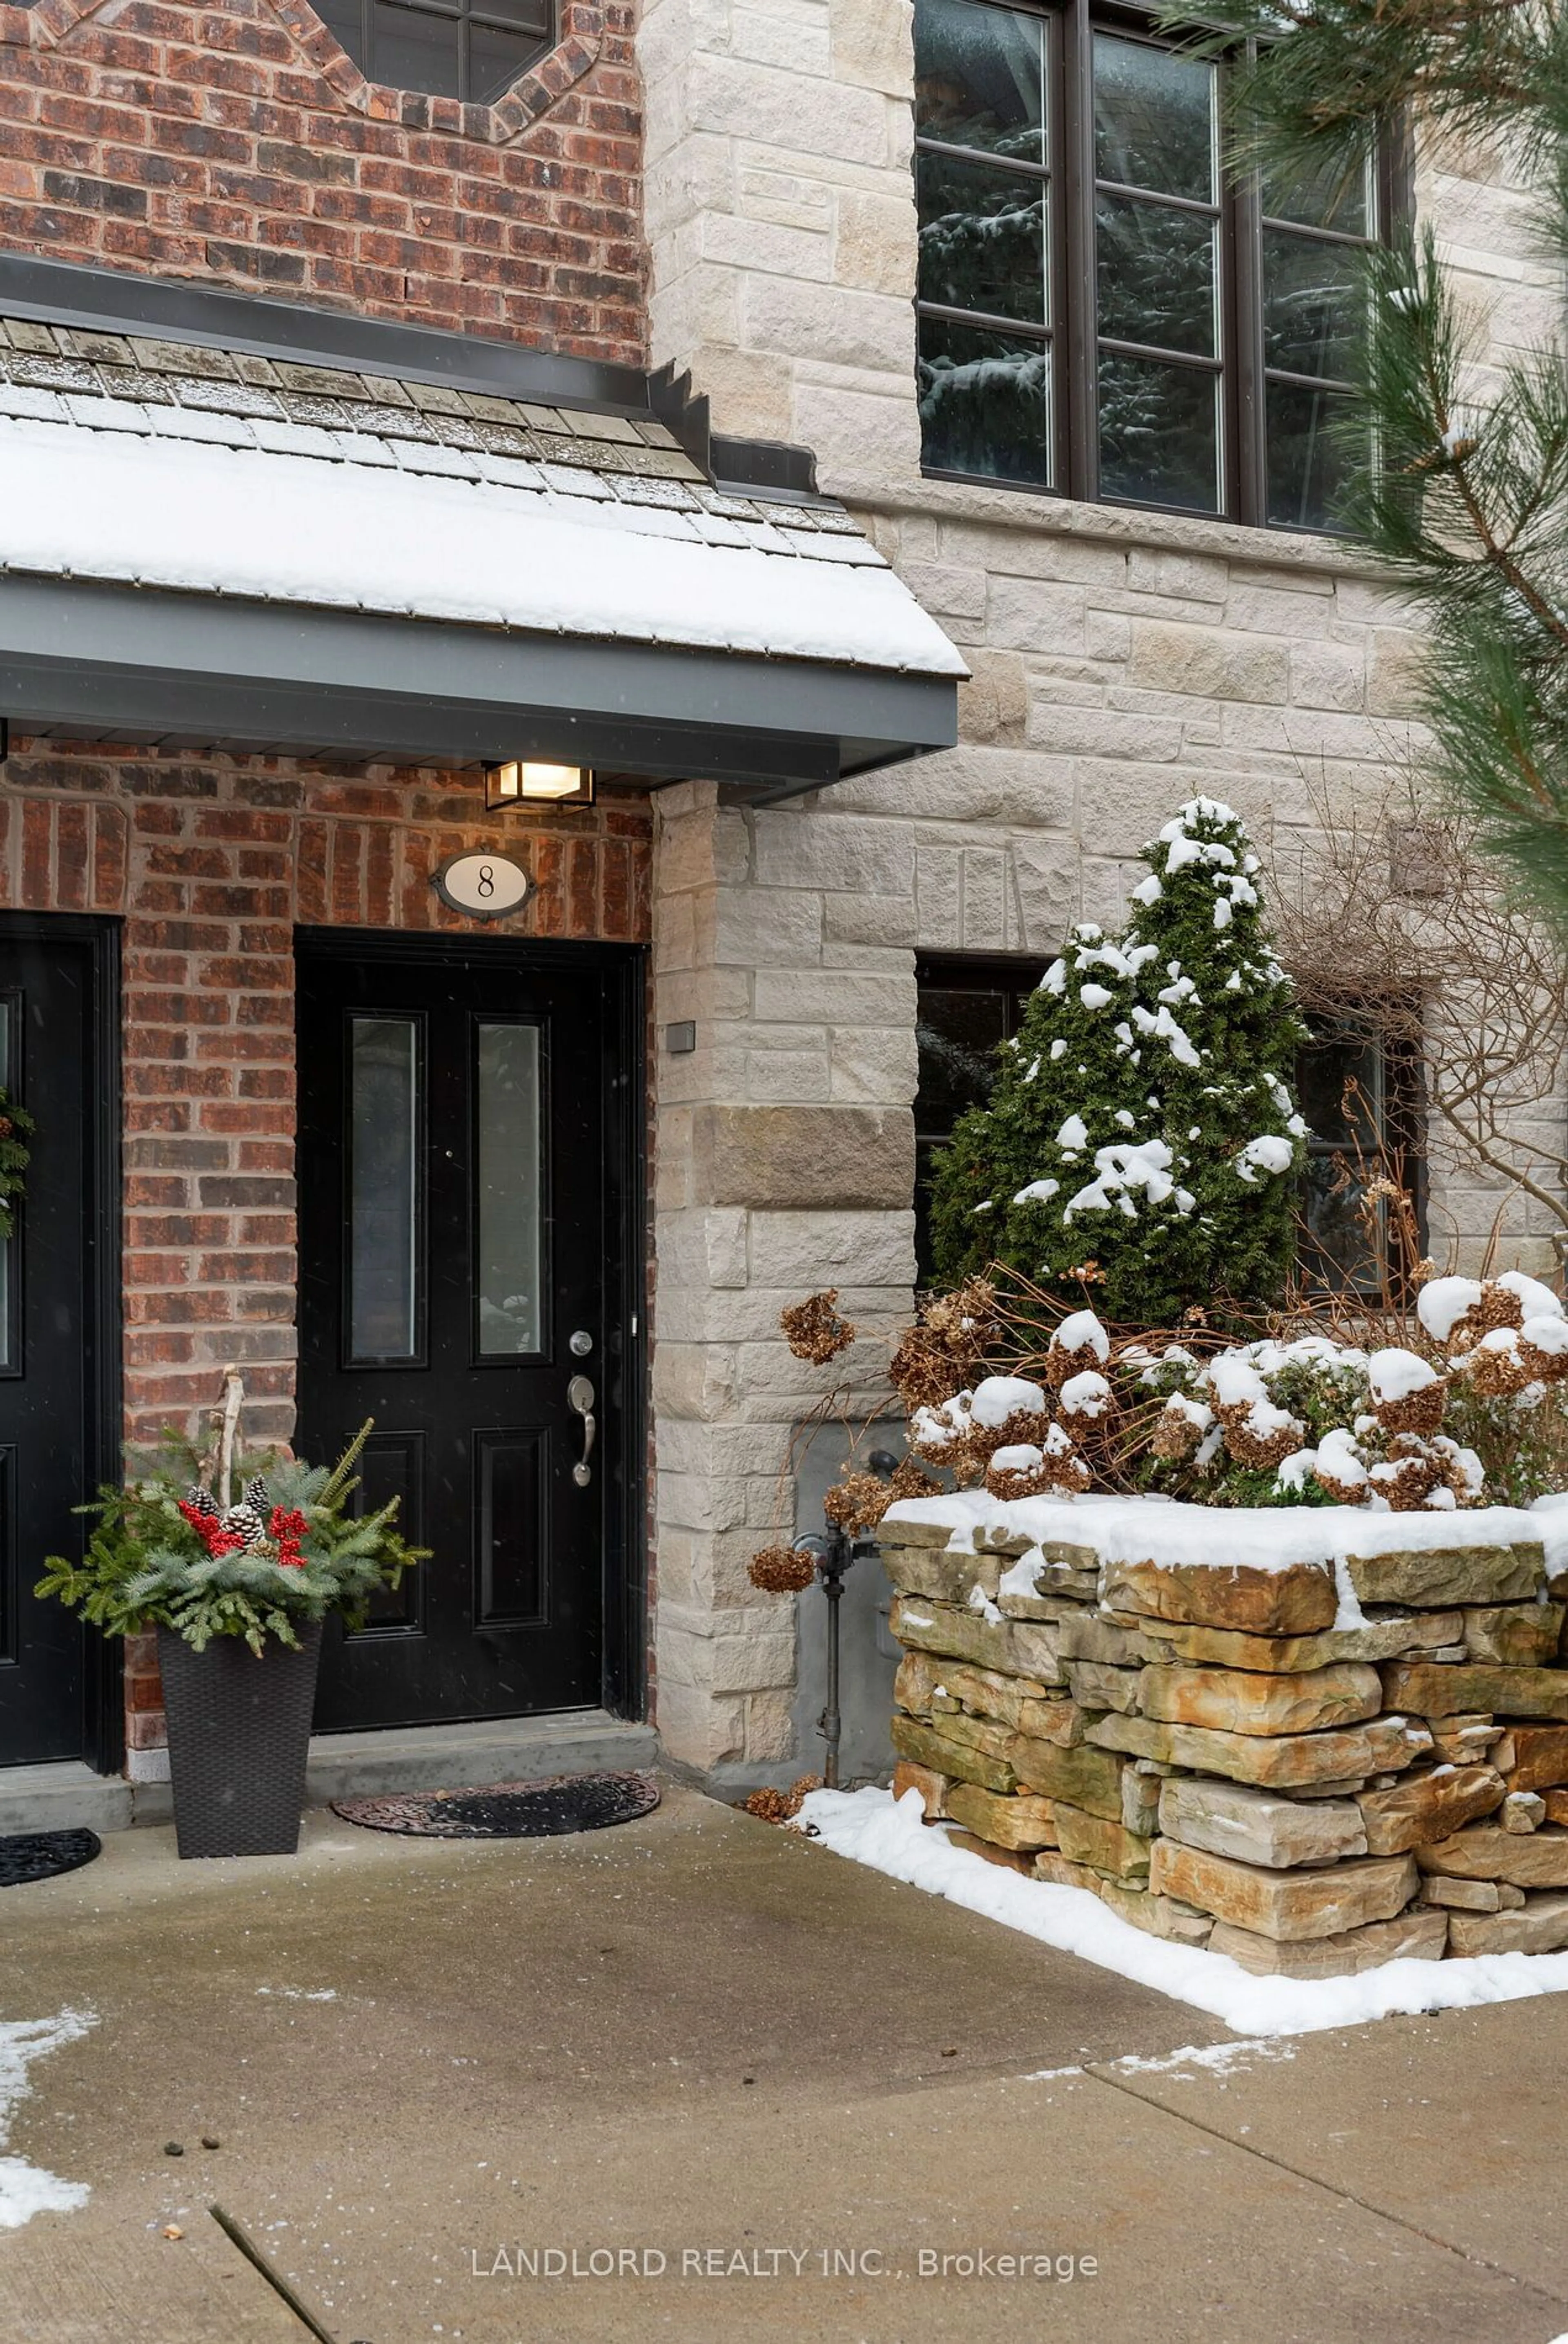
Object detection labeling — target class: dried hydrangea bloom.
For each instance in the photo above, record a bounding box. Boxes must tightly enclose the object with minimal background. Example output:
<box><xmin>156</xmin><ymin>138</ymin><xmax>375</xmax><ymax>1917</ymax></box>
<box><xmin>1370</xmin><ymin>1433</ymin><xmax>1446</xmax><ymax>1511</ymax></box>
<box><xmin>1313</xmin><ymin>1426</ymin><xmax>1371</xmax><ymax>1505</ymax></box>
<box><xmin>888</xmin><ymin>1456</ymin><xmax>941</xmax><ymax>1502</ymax></box>
<box><xmin>1461</xmin><ymin>1326</ymin><xmax>1534</xmax><ymax>1398</ymax></box>
<box><xmin>1202</xmin><ymin>1351</ymin><xmax>1303</xmax><ymax>1469</ymax></box>
<box><xmin>889</xmin><ymin>1277</ymin><xmax>999</xmax><ymax>1409</ymax></box>
<box><xmin>780</xmin><ymin>1290</ymin><xmax>857</xmax><ymax>1365</ymax></box>
<box><xmin>1153</xmin><ymin>1392</ymin><xmax>1213</xmax><ymax>1459</ymax></box>
<box><xmin>908</xmin><ymin>1390</ymin><xmax>977</xmax><ymax>1469</ymax></box>
<box><xmin>1367</xmin><ymin>1347</ymin><xmax>1448</xmax><ymax>1437</ymax></box>
<box><xmin>1058</xmin><ymin>1368</ymin><xmax>1114</xmax><ymax>1423</ymax></box>
<box><xmin>1518</xmin><ymin>1313</ymin><xmax>1568</xmax><ymax>1383</ymax></box>
<box><xmin>1037</xmin><ymin>1420</ymin><xmax>1092</xmax><ymax>1493</ymax></box>
<box><xmin>823</xmin><ymin>1472</ymin><xmax>895</xmax><ymax>1535</ymax></box>
<box><xmin>1044</xmin><ymin>1307</ymin><xmax>1111</xmax><ymax>1388</ymax></box>
<box><xmin>1442</xmin><ymin>1278</ymin><xmax>1526</xmax><ymax>1356</ymax></box>
<box><xmin>984</xmin><ymin>1442</ymin><xmax>1055</xmax><ymax>1501</ymax></box>
<box><xmin>748</xmin><ymin>1543</ymin><xmax>817</xmax><ymax>1594</ymax></box>
<box><xmin>743</xmin><ymin>1775</ymin><xmax>824</xmax><ymax>1824</ymax></box>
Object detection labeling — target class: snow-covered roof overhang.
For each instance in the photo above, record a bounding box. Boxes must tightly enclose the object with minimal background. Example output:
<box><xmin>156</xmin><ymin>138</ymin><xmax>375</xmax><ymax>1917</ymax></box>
<box><xmin>0</xmin><ymin>287</ymin><xmax>964</xmax><ymax>794</ymax></box>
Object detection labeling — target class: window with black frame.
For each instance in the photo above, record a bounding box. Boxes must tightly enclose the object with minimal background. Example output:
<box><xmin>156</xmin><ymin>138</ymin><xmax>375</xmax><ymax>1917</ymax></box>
<box><xmin>1292</xmin><ymin>1020</ymin><xmax>1424</xmax><ymax>1294</ymax></box>
<box><xmin>913</xmin><ymin>0</ymin><xmax>1382</xmax><ymax>530</ymax></box>
<box><xmin>314</xmin><ymin>0</ymin><xmax>553</xmax><ymax>103</ymax></box>
<box><xmin>915</xmin><ymin>954</ymin><xmax>1048</xmax><ymax>1281</ymax></box>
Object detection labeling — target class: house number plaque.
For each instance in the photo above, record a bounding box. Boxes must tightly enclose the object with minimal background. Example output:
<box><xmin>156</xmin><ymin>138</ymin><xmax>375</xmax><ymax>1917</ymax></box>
<box><xmin>432</xmin><ymin>851</ymin><xmax>531</xmax><ymax>922</ymax></box>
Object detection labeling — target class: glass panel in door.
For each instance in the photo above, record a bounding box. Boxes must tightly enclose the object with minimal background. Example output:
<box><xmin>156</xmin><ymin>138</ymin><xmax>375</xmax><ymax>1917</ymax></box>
<box><xmin>475</xmin><ymin>1020</ymin><xmax>543</xmax><ymax>1357</ymax></box>
<box><xmin>347</xmin><ymin>1015</ymin><xmax>422</xmax><ymax>1364</ymax></box>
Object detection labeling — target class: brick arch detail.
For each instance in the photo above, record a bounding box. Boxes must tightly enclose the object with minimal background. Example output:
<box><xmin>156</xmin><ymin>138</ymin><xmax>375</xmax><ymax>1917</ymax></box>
<box><xmin>2</xmin><ymin>0</ymin><xmax>605</xmax><ymax>145</ymax></box>
<box><xmin>0</xmin><ymin>0</ymin><xmax>644</xmax><ymax>361</ymax></box>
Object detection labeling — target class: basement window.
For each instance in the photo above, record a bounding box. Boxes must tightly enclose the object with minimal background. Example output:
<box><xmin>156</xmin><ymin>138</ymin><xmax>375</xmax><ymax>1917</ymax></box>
<box><xmin>1296</xmin><ymin>1019</ymin><xmax>1425</xmax><ymax>1297</ymax></box>
<box><xmin>916</xmin><ymin>966</ymin><xmax>1428</xmax><ymax>1301</ymax></box>
<box><xmin>314</xmin><ymin>0</ymin><xmax>555</xmax><ymax>105</ymax></box>
<box><xmin>915</xmin><ymin>953</ymin><xmax>1047</xmax><ymax>1283</ymax></box>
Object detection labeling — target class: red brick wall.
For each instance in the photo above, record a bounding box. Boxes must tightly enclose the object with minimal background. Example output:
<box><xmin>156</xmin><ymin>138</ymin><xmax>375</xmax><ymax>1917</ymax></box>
<box><xmin>0</xmin><ymin>738</ymin><xmax>653</xmax><ymax>1769</ymax></box>
<box><xmin>0</xmin><ymin>0</ymin><xmax>644</xmax><ymax>359</ymax></box>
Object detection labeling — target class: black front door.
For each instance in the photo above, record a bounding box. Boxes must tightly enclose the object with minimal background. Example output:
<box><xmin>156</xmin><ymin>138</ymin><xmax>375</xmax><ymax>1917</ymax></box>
<box><xmin>0</xmin><ymin>917</ymin><xmax>118</xmax><ymax>1770</ymax></box>
<box><xmin>297</xmin><ymin>935</ymin><xmax>634</xmax><ymax>1732</ymax></box>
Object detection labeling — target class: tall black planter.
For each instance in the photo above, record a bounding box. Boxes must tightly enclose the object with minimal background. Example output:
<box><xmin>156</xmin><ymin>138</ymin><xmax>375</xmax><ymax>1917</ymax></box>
<box><xmin>156</xmin><ymin>1621</ymin><xmax>324</xmax><ymax>1859</ymax></box>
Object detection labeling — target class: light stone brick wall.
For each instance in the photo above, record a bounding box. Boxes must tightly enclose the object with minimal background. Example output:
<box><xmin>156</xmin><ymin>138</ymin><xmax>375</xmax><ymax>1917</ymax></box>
<box><xmin>650</xmin><ymin>779</ymin><xmax>919</xmax><ymax>1771</ymax></box>
<box><xmin>639</xmin><ymin>0</ymin><xmax>1568</xmax><ymax>1773</ymax></box>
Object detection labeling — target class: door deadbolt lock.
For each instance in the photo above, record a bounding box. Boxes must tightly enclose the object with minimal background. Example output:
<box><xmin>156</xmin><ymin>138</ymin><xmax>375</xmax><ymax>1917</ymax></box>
<box><xmin>569</xmin><ymin>1329</ymin><xmax>593</xmax><ymax>1357</ymax></box>
<box><xmin>568</xmin><ymin>1374</ymin><xmax>596</xmax><ymax>1488</ymax></box>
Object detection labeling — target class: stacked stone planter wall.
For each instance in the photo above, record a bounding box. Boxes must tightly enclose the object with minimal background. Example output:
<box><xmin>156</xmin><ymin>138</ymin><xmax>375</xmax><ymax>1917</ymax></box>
<box><xmin>881</xmin><ymin>1502</ymin><xmax>1568</xmax><ymax>1976</ymax></box>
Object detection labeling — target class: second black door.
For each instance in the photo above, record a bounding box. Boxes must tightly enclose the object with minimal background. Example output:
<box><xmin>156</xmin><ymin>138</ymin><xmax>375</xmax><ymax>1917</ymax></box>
<box><xmin>297</xmin><ymin>936</ymin><xmax>626</xmax><ymax>1731</ymax></box>
<box><xmin>0</xmin><ymin>916</ymin><xmax>117</xmax><ymax>1769</ymax></box>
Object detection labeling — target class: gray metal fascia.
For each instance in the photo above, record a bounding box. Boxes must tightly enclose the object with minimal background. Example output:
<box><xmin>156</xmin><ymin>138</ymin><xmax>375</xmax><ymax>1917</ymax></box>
<box><xmin>0</xmin><ymin>575</ymin><xmax>957</xmax><ymax>782</ymax></box>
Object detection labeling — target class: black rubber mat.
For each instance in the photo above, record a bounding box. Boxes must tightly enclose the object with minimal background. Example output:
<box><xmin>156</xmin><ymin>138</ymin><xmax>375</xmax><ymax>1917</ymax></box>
<box><xmin>332</xmin><ymin>1771</ymin><xmax>660</xmax><ymax>1838</ymax></box>
<box><xmin>0</xmin><ymin>1828</ymin><xmax>102</xmax><ymax>1887</ymax></box>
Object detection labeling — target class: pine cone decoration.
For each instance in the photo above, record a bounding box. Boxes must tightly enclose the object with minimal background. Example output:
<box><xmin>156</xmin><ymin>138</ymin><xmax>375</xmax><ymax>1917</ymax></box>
<box><xmin>219</xmin><ymin>1502</ymin><xmax>267</xmax><ymax>1551</ymax></box>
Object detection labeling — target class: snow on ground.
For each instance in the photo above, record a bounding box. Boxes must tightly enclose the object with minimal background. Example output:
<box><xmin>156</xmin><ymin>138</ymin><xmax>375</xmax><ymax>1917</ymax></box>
<box><xmin>1028</xmin><ymin>2037</ymin><xmax>1298</xmax><ymax>2084</ymax></box>
<box><xmin>797</xmin><ymin>1789</ymin><xmax>1568</xmax><ymax>2039</ymax></box>
<box><xmin>0</xmin><ymin>2010</ymin><xmax>96</xmax><ymax>2228</ymax></box>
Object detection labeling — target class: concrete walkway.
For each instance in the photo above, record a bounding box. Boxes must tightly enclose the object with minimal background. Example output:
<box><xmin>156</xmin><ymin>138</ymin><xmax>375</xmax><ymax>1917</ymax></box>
<box><xmin>1</xmin><ymin>1783</ymin><xmax>1565</xmax><ymax>2344</ymax></box>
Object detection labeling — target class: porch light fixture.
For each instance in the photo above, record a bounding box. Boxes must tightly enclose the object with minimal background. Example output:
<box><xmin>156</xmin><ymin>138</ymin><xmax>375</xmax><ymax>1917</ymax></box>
<box><xmin>484</xmin><ymin>760</ymin><xmax>595</xmax><ymax>810</ymax></box>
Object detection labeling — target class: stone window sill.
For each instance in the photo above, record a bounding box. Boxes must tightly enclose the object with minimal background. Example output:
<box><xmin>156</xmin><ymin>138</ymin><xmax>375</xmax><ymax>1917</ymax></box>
<box><xmin>828</xmin><ymin>468</ymin><xmax>1392</xmax><ymax>585</ymax></box>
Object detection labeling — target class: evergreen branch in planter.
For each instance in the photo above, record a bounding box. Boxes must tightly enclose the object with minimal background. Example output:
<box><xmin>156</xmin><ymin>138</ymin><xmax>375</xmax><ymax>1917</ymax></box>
<box><xmin>37</xmin><ymin>1416</ymin><xmax>427</xmax><ymax>1658</ymax></box>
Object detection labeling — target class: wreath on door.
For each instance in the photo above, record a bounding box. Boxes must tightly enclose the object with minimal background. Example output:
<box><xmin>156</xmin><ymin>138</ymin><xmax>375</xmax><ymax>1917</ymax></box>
<box><xmin>0</xmin><ymin>1087</ymin><xmax>33</xmax><ymax>1238</ymax></box>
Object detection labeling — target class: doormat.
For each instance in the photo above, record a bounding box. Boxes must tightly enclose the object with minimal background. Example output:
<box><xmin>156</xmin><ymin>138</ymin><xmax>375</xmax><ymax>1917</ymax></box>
<box><xmin>0</xmin><ymin>1829</ymin><xmax>102</xmax><ymax>1888</ymax></box>
<box><xmin>331</xmin><ymin>1771</ymin><xmax>660</xmax><ymax>1839</ymax></box>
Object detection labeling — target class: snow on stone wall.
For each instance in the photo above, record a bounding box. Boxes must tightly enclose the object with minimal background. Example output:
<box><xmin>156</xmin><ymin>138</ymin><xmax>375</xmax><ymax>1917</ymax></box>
<box><xmin>878</xmin><ymin>1498</ymin><xmax>1568</xmax><ymax>1973</ymax></box>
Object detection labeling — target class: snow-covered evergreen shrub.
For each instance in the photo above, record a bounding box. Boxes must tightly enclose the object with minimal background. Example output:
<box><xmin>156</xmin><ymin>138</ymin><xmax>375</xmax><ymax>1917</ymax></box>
<box><xmin>929</xmin><ymin>799</ymin><xmax>1308</xmax><ymax>1321</ymax></box>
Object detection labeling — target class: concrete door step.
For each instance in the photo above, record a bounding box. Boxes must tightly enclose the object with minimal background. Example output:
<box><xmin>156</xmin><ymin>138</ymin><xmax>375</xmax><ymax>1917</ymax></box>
<box><xmin>0</xmin><ymin>1760</ymin><xmax>133</xmax><ymax>1838</ymax></box>
<box><xmin>305</xmin><ymin>1710</ymin><xmax>659</xmax><ymax>1803</ymax></box>
<box><xmin>0</xmin><ymin>1711</ymin><xmax>658</xmax><ymax>1835</ymax></box>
